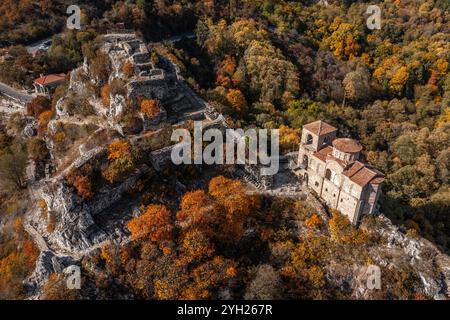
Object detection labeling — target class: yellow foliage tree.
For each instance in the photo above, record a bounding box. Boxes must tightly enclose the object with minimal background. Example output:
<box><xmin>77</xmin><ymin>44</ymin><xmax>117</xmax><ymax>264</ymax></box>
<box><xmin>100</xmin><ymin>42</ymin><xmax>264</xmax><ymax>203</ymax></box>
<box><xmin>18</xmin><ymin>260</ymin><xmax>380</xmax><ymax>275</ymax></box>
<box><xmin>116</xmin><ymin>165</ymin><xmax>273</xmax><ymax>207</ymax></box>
<box><xmin>305</xmin><ymin>214</ymin><xmax>323</xmax><ymax>229</ymax></box>
<box><xmin>435</xmin><ymin>58</ymin><xmax>449</xmax><ymax>76</ymax></box>
<box><xmin>38</xmin><ymin>110</ymin><xmax>53</xmax><ymax>133</ymax></box>
<box><xmin>328</xmin><ymin>211</ymin><xmax>368</xmax><ymax>245</ymax></box>
<box><xmin>107</xmin><ymin>140</ymin><xmax>132</xmax><ymax>162</ymax></box>
<box><xmin>324</xmin><ymin>19</ymin><xmax>362</xmax><ymax>60</ymax></box>
<box><xmin>279</xmin><ymin>125</ymin><xmax>301</xmax><ymax>153</ymax></box>
<box><xmin>226</xmin><ymin>89</ymin><xmax>247</xmax><ymax>115</ymax></box>
<box><xmin>435</xmin><ymin>107</ymin><xmax>450</xmax><ymax>128</ymax></box>
<box><xmin>390</xmin><ymin>66</ymin><xmax>409</xmax><ymax>94</ymax></box>
<box><xmin>103</xmin><ymin>140</ymin><xmax>134</xmax><ymax>184</ymax></box>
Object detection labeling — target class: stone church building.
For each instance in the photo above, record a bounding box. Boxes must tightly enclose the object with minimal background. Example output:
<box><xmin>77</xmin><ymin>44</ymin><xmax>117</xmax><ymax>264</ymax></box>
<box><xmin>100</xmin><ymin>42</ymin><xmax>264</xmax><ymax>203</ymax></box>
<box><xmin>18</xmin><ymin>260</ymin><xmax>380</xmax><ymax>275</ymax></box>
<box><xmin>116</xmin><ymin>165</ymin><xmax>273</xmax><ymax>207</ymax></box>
<box><xmin>296</xmin><ymin>120</ymin><xmax>384</xmax><ymax>225</ymax></box>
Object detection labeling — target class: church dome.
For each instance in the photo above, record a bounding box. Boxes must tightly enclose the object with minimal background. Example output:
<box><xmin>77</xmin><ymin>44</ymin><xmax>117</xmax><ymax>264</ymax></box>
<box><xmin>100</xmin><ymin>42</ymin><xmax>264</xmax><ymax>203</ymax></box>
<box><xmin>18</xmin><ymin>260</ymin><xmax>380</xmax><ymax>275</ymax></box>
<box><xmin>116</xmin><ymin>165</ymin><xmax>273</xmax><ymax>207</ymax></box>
<box><xmin>332</xmin><ymin>138</ymin><xmax>363</xmax><ymax>154</ymax></box>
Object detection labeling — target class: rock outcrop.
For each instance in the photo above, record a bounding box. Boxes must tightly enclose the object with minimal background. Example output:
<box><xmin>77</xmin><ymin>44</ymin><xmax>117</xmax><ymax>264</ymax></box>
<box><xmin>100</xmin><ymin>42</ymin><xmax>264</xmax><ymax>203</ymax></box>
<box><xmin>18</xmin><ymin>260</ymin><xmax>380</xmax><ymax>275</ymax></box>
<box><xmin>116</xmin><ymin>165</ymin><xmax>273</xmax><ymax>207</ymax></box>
<box><xmin>323</xmin><ymin>215</ymin><xmax>450</xmax><ymax>299</ymax></box>
<box><xmin>24</xmin><ymin>251</ymin><xmax>78</xmax><ymax>299</ymax></box>
<box><xmin>34</xmin><ymin>164</ymin><xmax>150</xmax><ymax>255</ymax></box>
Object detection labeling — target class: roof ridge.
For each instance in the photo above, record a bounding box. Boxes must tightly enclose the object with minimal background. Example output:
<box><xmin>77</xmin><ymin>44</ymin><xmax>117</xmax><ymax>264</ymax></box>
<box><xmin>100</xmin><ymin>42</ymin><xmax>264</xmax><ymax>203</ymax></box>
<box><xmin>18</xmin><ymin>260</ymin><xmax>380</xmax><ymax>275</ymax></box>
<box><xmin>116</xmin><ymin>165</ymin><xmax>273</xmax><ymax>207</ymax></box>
<box><xmin>356</xmin><ymin>161</ymin><xmax>380</xmax><ymax>175</ymax></box>
<box><xmin>348</xmin><ymin>162</ymin><xmax>365</xmax><ymax>177</ymax></box>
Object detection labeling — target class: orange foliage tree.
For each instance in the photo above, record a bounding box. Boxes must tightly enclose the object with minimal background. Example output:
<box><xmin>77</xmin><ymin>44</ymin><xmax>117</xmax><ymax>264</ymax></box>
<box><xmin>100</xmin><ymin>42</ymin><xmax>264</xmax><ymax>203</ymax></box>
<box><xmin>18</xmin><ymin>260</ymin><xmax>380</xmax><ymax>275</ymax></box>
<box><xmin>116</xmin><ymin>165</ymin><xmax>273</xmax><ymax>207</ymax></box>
<box><xmin>216</xmin><ymin>74</ymin><xmax>232</xmax><ymax>87</ymax></box>
<box><xmin>180</xmin><ymin>256</ymin><xmax>237</xmax><ymax>299</ymax></box>
<box><xmin>208</xmin><ymin>176</ymin><xmax>260</xmax><ymax>241</ymax></box>
<box><xmin>67</xmin><ymin>172</ymin><xmax>93</xmax><ymax>200</ymax></box>
<box><xmin>122</xmin><ymin>61</ymin><xmax>135</xmax><ymax>78</ymax></box>
<box><xmin>140</xmin><ymin>99</ymin><xmax>160</xmax><ymax>118</ymax></box>
<box><xmin>27</xmin><ymin>96</ymin><xmax>51</xmax><ymax>118</ymax></box>
<box><xmin>107</xmin><ymin>139</ymin><xmax>132</xmax><ymax>162</ymax></box>
<box><xmin>216</xmin><ymin>55</ymin><xmax>237</xmax><ymax>88</ymax></box>
<box><xmin>14</xmin><ymin>217</ymin><xmax>23</xmax><ymax>235</ymax></box>
<box><xmin>100</xmin><ymin>243</ymin><xmax>117</xmax><ymax>266</ymax></box>
<box><xmin>222</xmin><ymin>55</ymin><xmax>237</xmax><ymax>76</ymax></box>
<box><xmin>127</xmin><ymin>204</ymin><xmax>173</xmax><ymax>242</ymax></box>
<box><xmin>305</xmin><ymin>214</ymin><xmax>323</xmax><ymax>229</ymax></box>
<box><xmin>179</xmin><ymin>228</ymin><xmax>215</xmax><ymax>265</ymax></box>
<box><xmin>176</xmin><ymin>190</ymin><xmax>212</xmax><ymax>230</ymax></box>
<box><xmin>0</xmin><ymin>238</ymin><xmax>39</xmax><ymax>298</ymax></box>
<box><xmin>37</xmin><ymin>110</ymin><xmax>53</xmax><ymax>133</ymax></box>
<box><xmin>22</xmin><ymin>240</ymin><xmax>39</xmax><ymax>270</ymax></box>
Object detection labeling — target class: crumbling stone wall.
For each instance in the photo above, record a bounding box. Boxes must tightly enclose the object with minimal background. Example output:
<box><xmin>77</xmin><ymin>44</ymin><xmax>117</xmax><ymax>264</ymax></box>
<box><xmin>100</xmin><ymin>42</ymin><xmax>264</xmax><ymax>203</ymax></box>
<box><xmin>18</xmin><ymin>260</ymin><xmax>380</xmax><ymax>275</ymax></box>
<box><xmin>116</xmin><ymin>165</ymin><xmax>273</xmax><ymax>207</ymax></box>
<box><xmin>127</xmin><ymin>79</ymin><xmax>169</xmax><ymax>108</ymax></box>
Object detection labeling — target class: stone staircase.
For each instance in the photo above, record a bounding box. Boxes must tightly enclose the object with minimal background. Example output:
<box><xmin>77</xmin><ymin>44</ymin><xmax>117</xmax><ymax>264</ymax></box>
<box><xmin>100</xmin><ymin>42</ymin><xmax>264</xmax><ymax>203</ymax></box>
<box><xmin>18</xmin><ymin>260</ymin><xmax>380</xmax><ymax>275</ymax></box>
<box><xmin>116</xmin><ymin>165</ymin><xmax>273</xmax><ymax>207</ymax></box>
<box><xmin>236</xmin><ymin>169</ymin><xmax>265</xmax><ymax>190</ymax></box>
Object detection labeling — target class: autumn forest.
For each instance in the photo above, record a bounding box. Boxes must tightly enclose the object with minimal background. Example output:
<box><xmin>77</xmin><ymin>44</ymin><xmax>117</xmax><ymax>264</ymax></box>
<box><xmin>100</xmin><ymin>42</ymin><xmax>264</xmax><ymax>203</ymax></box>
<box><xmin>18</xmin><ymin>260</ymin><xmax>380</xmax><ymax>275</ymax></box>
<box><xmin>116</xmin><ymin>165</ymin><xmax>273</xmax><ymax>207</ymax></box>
<box><xmin>0</xmin><ymin>0</ymin><xmax>449</xmax><ymax>300</ymax></box>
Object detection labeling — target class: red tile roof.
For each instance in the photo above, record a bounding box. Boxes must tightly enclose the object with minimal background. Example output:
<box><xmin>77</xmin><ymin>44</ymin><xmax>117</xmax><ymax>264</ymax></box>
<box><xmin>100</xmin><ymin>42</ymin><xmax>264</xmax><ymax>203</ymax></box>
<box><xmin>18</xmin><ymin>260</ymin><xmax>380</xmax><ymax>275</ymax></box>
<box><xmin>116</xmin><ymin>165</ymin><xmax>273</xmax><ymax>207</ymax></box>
<box><xmin>313</xmin><ymin>146</ymin><xmax>346</xmax><ymax>167</ymax></box>
<box><xmin>343</xmin><ymin>161</ymin><xmax>384</xmax><ymax>187</ymax></box>
<box><xmin>343</xmin><ymin>161</ymin><xmax>365</xmax><ymax>176</ymax></box>
<box><xmin>33</xmin><ymin>74</ymin><xmax>66</xmax><ymax>86</ymax></box>
<box><xmin>313</xmin><ymin>146</ymin><xmax>333</xmax><ymax>162</ymax></box>
<box><xmin>332</xmin><ymin>138</ymin><xmax>363</xmax><ymax>153</ymax></box>
<box><xmin>303</xmin><ymin>120</ymin><xmax>337</xmax><ymax>136</ymax></box>
<box><xmin>371</xmin><ymin>177</ymin><xmax>385</xmax><ymax>185</ymax></box>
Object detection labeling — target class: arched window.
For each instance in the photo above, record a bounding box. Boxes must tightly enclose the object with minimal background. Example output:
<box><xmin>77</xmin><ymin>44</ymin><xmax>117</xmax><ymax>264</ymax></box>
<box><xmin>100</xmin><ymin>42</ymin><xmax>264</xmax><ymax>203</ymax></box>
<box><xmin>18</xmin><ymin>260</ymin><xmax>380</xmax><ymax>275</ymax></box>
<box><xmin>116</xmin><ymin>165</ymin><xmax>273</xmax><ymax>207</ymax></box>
<box><xmin>306</xmin><ymin>134</ymin><xmax>313</xmax><ymax>145</ymax></box>
<box><xmin>325</xmin><ymin>169</ymin><xmax>332</xmax><ymax>180</ymax></box>
<box><xmin>302</xmin><ymin>155</ymin><xmax>309</xmax><ymax>169</ymax></box>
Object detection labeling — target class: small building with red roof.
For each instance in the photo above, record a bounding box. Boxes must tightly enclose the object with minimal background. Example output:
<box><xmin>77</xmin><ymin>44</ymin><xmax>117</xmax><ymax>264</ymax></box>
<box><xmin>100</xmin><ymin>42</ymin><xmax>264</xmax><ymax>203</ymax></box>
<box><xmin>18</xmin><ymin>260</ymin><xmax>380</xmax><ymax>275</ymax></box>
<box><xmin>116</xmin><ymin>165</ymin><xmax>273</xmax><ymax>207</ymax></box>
<box><xmin>33</xmin><ymin>73</ymin><xmax>66</xmax><ymax>96</ymax></box>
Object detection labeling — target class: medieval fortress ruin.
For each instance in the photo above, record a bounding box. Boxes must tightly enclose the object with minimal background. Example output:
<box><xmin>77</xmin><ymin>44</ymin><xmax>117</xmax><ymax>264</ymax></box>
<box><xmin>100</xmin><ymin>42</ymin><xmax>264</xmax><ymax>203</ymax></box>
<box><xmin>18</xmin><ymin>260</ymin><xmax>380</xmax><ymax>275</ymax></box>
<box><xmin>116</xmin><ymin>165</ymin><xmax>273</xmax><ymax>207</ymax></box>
<box><xmin>26</xmin><ymin>31</ymin><xmax>234</xmax><ymax>264</ymax></box>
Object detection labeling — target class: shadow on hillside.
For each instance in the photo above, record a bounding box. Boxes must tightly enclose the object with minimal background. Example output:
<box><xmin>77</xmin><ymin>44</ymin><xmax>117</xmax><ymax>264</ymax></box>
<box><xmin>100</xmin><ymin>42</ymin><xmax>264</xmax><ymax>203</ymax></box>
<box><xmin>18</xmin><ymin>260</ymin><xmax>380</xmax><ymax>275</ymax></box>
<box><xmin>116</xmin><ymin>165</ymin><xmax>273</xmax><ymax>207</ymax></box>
<box><xmin>381</xmin><ymin>193</ymin><xmax>450</xmax><ymax>255</ymax></box>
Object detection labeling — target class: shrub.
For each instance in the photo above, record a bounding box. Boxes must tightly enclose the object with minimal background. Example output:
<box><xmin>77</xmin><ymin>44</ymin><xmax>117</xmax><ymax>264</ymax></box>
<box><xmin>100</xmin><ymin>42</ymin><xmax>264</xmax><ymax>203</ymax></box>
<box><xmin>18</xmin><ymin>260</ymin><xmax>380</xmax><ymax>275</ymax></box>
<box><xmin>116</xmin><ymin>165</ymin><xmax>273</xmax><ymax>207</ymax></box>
<box><xmin>122</xmin><ymin>61</ymin><xmax>134</xmax><ymax>78</ymax></box>
<box><xmin>37</xmin><ymin>110</ymin><xmax>53</xmax><ymax>134</ymax></box>
<box><xmin>67</xmin><ymin>172</ymin><xmax>93</xmax><ymax>201</ymax></box>
<box><xmin>140</xmin><ymin>99</ymin><xmax>160</xmax><ymax>118</ymax></box>
<box><xmin>27</xmin><ymin>138</ymin><xmax>49</xmax><ymax>163</ymax></box>
<box><xmin>27</xmin><ymin>96</ymin><xmax>51</xmax><ymax>118</ymax></box>
<box><xmin>100</xmin><ymin>84</ymin><xmax>111</xmax><ymax>107</ymax></box>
